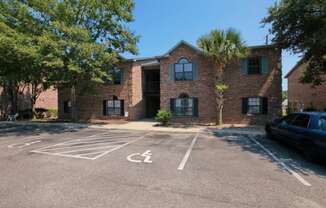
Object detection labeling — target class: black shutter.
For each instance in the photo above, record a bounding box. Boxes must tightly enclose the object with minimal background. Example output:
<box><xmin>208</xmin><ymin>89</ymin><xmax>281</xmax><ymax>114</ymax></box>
<box><xmin>193</xmin><ymin>98</ymin><xmax>198</xmax><ymax>117</ymax></box>
<box><xmin>103</xmin><ymin>100</ymin><xmax>107</xmax><ymax>116</ymax></box>
<box><xmin>170</xmin><ymin>98</ymin><xmax>175</xmax><ymax>114</ymax></box>
<box><xmin>262</xmin><ymin>97</ymin><xmax>268</xmax><ymax>114</ymax></box>
<box><xmin>120</xmin><ymin>100</ymin><xmax>124</xmax><ymax>116</ymax></box>
<box><xmin>242</xmin><ymin>98</ymin><xmax>248</xmax><ymax>114</ymax></box>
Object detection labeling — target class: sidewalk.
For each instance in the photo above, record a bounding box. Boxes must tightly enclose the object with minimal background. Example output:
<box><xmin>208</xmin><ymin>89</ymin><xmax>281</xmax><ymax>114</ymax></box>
<box><xmin>92</xmin><ymin>120</ymin><xmax>205</xmax><ymax>133</ymax></box>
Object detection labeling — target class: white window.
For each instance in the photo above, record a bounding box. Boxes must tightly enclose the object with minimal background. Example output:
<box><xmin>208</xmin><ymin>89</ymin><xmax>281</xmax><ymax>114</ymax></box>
<box><xmin>107</xmin><ymin>100</ymin><xmax>122</xmax><ymax>115</ymax></box>
<box><xmin>248</xmin><ymin>97</ymin><xmax>261</xmax><ymax>114</ymax></box>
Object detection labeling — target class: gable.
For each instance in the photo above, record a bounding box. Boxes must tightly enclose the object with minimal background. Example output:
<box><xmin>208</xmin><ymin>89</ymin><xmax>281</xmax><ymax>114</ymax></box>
<box><xmin>164</xmin><ymin>40</ymin><xmax>204</xmax><ymax>56</ymax></box>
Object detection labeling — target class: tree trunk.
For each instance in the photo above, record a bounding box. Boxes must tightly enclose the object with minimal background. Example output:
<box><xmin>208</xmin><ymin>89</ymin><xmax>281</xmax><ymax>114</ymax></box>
<box><xmin>7</xmin><ymin>80</ymin><xmax>18</xmax><ymax>115</ymax></box>
<box><xmin>219</xmin><ymin>103</ymin><xmax>223</xmax><ymax>126</ymax></box>
<box><xmin>31</xmin><ymin>83</ymin><xmax>38</xmax><ymax>119</ymax></box>
<box><xmin>216</xmin><ymin>93</ymin><xmax>224</xmax><ymax>127</ymax></box>
<box><xmin>71</xmin><ymin>85</ymin><xmax>77</xmax><ymax>121</ymax></box>
<box><xmin>216</xmin><ymin>65</ymin><xmax>225</xmax><ymax>127</ymax></box>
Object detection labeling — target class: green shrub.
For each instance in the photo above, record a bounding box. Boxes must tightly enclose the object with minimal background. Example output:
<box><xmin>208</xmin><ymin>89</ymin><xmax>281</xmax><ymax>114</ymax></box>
<box><xmin>155</xmin><ymin>110</ymin><xmax>172</xmax><ymax>126</ymax></box>
<box><xmin>47</xmin><ymin>108</ymin><xmax>58</xmax><ymax>118</ymax></box>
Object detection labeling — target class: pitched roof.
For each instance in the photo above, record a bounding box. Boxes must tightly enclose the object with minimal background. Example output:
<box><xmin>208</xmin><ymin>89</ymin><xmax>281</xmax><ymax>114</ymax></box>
<box><xmin>163</xmin><ymin>40</ymin><xmax>204</xmax><ymax>56</ymax></box>
<box><xmin>284</xmin><ymin>58</ymin><xmax>306</xmax><ymax>78</ymax></box>
<box><xmin>123</xmin><ymin>40</ymin><xmax>277</xmax><ymax>63</ymax></box>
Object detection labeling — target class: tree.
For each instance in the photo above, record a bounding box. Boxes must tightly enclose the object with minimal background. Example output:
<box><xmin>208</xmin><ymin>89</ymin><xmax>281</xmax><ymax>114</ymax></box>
<box><xmin>262</xmin><ymin>0</ymin><xmax>326</xmax><ymax>86</ymax></box>
<box><xmin>0</xmin><ymin>0</ymin><xmax>54</xmax><ymax>117</ymax></box>
<box><xmin>23</xmin><ymin>0</ymin><xmax>139</xmax><ymax>120</ymax></box>
<box><xmin>282</xmin><ymin>91</ymin><xmax>288</xmax><ymax>102</ymax></box>
<box><xmin>0</xmin><ymin>0</ymin><xmax>139</xmax><ymax>120</ymax></box>
<box><xmin>197</xmin><ymin>29</ymin><xmax>248</xmax><ymax>126</ymax></box>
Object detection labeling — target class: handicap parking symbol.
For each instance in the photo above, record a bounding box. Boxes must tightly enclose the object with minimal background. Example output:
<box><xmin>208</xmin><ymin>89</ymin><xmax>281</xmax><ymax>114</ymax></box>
<box><xmin>127</xmin><ymin>150</ymin><xmax>152</xmax><ymax>163</ymax></box>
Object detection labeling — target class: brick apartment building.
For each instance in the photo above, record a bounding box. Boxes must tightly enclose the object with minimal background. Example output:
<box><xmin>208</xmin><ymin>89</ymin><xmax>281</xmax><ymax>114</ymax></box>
<box><xmin>286</xmin><ymin>59</ymin><xmax>326</xmax><ymax>111</ymax></box>
<box><xmin>59</xmin><ymin>41</ymin><xmax>282</xmax><ymax>125</ymax></box>
<box><xmin>0</xmin><ymin>86</ymin><xmax>58</xmax><ymax>118</ymax></box>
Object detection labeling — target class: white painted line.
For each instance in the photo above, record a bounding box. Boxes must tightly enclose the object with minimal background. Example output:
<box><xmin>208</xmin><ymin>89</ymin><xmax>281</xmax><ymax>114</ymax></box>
<box><xmin>31</xmin><ymin>150</ymin><xmax>95</xmax><ymax>160</ymax></box>
<box><xmin>142</xmin><ymin>150</ymin><xmax>153</xmax><ymax>163</ymax></box>
<box><xmin>127</xmin><ymin>150</ymin><xmax>153</xmax><ymax>163</ymax></box>
<box><xmin>91</xmin><ymin>132</ymin><xmax>152</xmax><ymax>160</ymax></box>
<box><xmin>39</xmin><ymin>140</ymin><xmax>124</xmax><ymax>152</ymax></box>
<box><xmin>177</xmin><ymin>132</ymin><xmax>200</xmax><ymax>170</ymax></box>
<box><xmin>31</xmin><ymin>132</ymin><xmax>152</xmax><ymax>160</ymax></box>
<box><xmin>127</xmin><ymin>153</ymin><xmax>142</xmax><ymax>163</ymax></box>
<box><xmin>8</xmin><ymin>139</ymin><xmax>42</xmax><ymax>148</ymax></box>
<box><xmin>249</xmin><ymin>137</ymin><xmax>312</xmax><ymax>187</ymax></box>
<box><xmin>54</xmin><ymin>144</ymin><xmax>119</xmax><ymax>154</ymax></box>
<box><xmin>77</xmin><ymin>150</ymin><xmax>109</xmax><ymax>157</ymax></box>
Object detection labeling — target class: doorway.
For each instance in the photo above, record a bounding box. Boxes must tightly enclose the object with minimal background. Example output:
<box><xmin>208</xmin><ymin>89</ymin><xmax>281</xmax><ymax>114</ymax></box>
<box><xmin>144</xmin><ymin>70</ymin><xmax>160</xmax><ymax>118</ymax></box>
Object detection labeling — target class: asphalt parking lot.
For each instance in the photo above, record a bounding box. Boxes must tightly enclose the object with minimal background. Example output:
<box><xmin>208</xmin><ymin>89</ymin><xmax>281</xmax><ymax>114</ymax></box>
<box><xmin>0</xmin><ymin>123</ymin><xmax>326</xmax><ymax>208</ymax></box>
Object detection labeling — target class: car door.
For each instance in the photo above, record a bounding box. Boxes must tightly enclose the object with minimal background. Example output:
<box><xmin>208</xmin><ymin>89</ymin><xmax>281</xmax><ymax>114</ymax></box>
<box><xmin>286</xmin><ymin>114</ymin><xmax>311</xmax><ymax>147</ymax></box>
<box><xmin>274</xmin><ymin>114</ymin><xmax>297</xmax><ymax>139</ymax></box>
<box><xmin>313</xmin><ymin>116</ymin><xmax>326</xmax><ymax>150</ymax></box>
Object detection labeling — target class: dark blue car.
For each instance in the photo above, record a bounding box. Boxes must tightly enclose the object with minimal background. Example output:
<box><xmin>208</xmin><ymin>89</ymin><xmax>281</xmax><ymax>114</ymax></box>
<box><xmin>265</xmin><ymin>112</ymin><xmax>326</xmax><ymax>161</ymax></box>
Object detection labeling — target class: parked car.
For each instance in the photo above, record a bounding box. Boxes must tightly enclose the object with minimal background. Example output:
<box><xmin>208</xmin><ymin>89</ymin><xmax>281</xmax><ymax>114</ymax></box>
<box><xmin>265</xmin><ymin>112</ymin><xmax>326</xmax><ymax>161</ymax></box>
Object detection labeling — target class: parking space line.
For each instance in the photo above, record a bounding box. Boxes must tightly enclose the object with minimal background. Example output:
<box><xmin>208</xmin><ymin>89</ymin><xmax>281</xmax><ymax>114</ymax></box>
<box><xmin>55</xmin><ymin>144</ymin><xmax>119</xmax><ymax>154</ymax></box>
<box><xmin>31</xmin><ymin>131</ymin><xmax>152</xmax><ymax>160</ymax></box>
<box><xmin>249</xmin><ymin>137</ymin><xmax>312</xmax><ymax>187</ymax></box>
<box><xmin>39</xmin><ymin>141</ymin><xmax>125</xmax><ymax>152</ymax></box>
<box><xmin>177</xmin><ymin>132</ymin><xmax>200</xmax><ymax>170</ymax></box>
<box><xmin>91</xmin><ymin>132</ymin><xmax>152</xmax><ymax>160</ymax></box>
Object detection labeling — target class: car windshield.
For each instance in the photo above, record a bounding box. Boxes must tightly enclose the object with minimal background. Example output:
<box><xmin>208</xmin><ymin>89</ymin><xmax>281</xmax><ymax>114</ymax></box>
<box><xmin>320</xmin><ymin>117</ymin><xmax>326</xmax><ymax>131</ymax></box>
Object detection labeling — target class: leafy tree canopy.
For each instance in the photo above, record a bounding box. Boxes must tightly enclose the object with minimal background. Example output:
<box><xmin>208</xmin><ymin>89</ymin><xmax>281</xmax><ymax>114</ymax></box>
<box><xmin>197</xmin><ymin>28</ymin><xmax>247</xmax><ymax>126</ymax></box>
<box><xmin>262</xmin><ymin>0</ymin><xmax>326</xmax><ymax>85</ymax></box>
<box><xmin>197</xmin><ymin>28</ymin><xmax>248</xmax><ymax>68</ymax></box>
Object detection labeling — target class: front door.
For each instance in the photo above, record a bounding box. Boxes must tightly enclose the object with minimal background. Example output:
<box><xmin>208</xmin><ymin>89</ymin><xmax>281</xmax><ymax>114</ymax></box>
<box><xmin>146</xmin><ymin>95</ymin><xmax>160</xmax><ymax>118</ymax></box>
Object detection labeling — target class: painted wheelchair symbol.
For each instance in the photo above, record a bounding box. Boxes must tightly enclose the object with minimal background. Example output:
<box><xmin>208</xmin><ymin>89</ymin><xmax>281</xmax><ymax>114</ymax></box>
<box><xmin>127</xmin><ymin>150</ymin><xmax>152</xmax><ymax>163</ymax></box>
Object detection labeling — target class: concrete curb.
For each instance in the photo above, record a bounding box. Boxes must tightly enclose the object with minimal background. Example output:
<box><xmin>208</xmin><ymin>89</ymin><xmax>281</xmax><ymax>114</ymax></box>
<box><xmin>1</xmin><ymin>121</ymin><xmax>265</xmax><ymax>135</ymax></box>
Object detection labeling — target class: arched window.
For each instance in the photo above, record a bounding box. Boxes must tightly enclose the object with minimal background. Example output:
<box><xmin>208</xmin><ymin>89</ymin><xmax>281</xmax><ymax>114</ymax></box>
<box><xmin>174</xmin><ymin>58</ymin><xmax>193</xmax><ymax>81</ymax></box>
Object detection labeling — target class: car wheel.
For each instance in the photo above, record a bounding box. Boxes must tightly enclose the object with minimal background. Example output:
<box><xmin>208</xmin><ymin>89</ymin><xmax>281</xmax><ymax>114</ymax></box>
<box><xmin>265</xmin><ymin>126</ymin><xmax>274</xmax><ymax>140</ymax></box>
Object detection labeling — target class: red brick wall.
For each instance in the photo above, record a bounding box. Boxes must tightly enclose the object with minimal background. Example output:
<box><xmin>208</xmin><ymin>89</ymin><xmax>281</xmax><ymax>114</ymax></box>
<box><xmin>58</xmin><ymin>61</ymin><xmax>150</xmax><ymax>121</ymax></box>
<box><xmin>160</xmin><ymin>44</ymin><xmax>282</xmax><ymax>124</ymax></box>
<box><xmin>58</xmin><ymin>44</ymin><xmax>282</xmax><ymax>125</ymax></box>
<box><xmin>58</xmin><ymin>62</ymin><xmax>133</xmax><ymax>120</ymax></box>
<box><xmin>223</xmin><ymin>47</ymin><xmax>282</xmax><ymax>124</ymax></box>
<box><xmin>160</xmin><ymin>44</ymin><xmax>217</xmax><ymax>123</ymax></box>
<box><xmin>288</xmin><ymin>63</ymin><xmax>326</xmax><ymax>111</ymax></box>
<box><xmin>35</xmin><ymin>87</ymin><xmax>58</xmax><ymax>109</ymax></box>
<box><xmin>0</xmin><ymin>85</ymin><xmax>57</xmax><ymax>111</ymax></box>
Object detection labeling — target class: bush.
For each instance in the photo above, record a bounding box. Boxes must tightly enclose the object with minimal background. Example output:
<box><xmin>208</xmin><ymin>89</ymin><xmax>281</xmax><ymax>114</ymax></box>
<box><xmin>47</xmin><ymin>108</ymin><xmax>58</xmax><ymax>118</ymax></box>
<box><xmin>35</xmin><ymin>108</ymin><xmax>47</xmax><ymax>119</ymax></box>
<box><xmin>155</xmin><ymin>110</ymin><xmax>172</xmax><ymax>126</ymax></box>
<box><xmin>34</xmin><ymin>108</ymin><xmax>58</xmax><ymax>119</ymax></box>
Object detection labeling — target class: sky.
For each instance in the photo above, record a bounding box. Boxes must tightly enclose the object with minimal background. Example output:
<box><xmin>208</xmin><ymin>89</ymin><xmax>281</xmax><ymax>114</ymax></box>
<box><xmin>125</xmin><ymin>0</ymin><xmax>301</xmax><ymax>90</ymax></box>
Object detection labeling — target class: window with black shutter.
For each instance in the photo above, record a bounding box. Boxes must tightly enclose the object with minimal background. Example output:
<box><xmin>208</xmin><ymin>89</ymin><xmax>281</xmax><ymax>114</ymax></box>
<box><xmin>248</xmin><ymin>57</ymin><xmax>261</xmax><ymax>74</ymax></box>
<box><xmin>171</xmin><ymin>94</ymin><xmax>198</xmax><ymax>117</ymax></box>
<box><xmin>242</xmin><ymin>97</ymin><xmax>268</xmax><ymax>115</ymax></box>
<box><xmin>104</xmin><ymin>96</ymin><xmax>124</xmax><ymax>116</ymax></box>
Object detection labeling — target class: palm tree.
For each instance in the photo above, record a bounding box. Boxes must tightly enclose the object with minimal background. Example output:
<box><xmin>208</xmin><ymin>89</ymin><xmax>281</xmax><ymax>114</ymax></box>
<box><xmin>197</xmin><ymin>28</ymin><xmax>248</xmax><ymax>126</ymax></box>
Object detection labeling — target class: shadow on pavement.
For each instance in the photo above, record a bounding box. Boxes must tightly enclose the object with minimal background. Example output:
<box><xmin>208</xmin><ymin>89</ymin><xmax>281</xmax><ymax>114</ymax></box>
<box><xmin>213</xmin><ymin>131</ymin><xmax>326</xmax><ymax>179</ymax></box>
<box><xmin>0</xmin><ymin>122</ymin><xmax>88</xmax><ymax>137</ymax></box>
